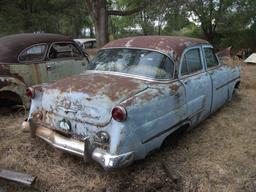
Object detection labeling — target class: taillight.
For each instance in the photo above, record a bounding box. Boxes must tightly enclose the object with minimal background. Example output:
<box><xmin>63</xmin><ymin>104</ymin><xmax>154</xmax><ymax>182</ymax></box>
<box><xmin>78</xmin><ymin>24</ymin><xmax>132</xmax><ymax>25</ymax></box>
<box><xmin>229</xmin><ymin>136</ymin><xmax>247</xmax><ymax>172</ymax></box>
<box><xmin>26</xmin><ymin>87</ymin><xmax>35</xmax><ymax>98</ymax></box>
<box><xmin>112</xmin><ymin>106</ymin><xmax>127</xmax><ymax>122</ymax></box>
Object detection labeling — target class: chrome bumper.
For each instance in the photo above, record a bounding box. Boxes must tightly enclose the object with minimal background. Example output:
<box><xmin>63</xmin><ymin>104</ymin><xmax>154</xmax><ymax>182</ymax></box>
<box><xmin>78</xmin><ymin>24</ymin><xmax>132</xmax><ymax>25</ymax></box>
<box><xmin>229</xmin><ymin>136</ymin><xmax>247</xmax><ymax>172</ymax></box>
<box><xmin>26</xmin><ymin>121</ymin><xmax>134</xmax><ymax>170</ymax></box>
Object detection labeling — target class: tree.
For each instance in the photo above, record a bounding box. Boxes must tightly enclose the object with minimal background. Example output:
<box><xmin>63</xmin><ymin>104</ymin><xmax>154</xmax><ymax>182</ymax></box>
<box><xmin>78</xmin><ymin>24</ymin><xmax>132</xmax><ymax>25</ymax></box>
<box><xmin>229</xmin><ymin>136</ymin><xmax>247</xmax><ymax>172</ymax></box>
<box><xmin>217</xmin><ymin>0</ymin><xmax>256</xmax><ymax>50</ymax></box>
<box><xmin>0</xmin><ymin>0</ymin><xmax>91</xmax><ymax>38</ymax></box>
<box><xmin>85</xmin><ymin>0</ymin><xmax>146</xmax><ymax>47</ymax></box>
<box><xmin>110</xmin><ymin>0</ymin><xmax>188</xmax><ymax>38</ymax></box>
<box><xmin>186</xmin><ymin>0</ymin><xmax>233</xmax><ymax>44</ymax></box>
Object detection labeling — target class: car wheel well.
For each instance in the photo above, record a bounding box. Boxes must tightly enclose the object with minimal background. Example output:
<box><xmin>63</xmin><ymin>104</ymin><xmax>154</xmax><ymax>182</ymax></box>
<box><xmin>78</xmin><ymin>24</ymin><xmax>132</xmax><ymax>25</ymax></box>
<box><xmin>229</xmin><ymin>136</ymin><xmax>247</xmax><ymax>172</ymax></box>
<box><xmin>231</xmin><ymin>80</ymin><xmax>240</xmax><ymax>99</ymax></box>
<box><xmin>0</xmin><ymin>90</ymin><xmax>23</xmax><ymax>107</ymax></box>
<box><xmin>235</xmin><ymin>81</ymin><xmax>240</xmax><ymax>89</ymax></box>
<box><xmin>161</xmin><ymin>123</ymin><xmax>190</xmax><ymax>148</ymax></box>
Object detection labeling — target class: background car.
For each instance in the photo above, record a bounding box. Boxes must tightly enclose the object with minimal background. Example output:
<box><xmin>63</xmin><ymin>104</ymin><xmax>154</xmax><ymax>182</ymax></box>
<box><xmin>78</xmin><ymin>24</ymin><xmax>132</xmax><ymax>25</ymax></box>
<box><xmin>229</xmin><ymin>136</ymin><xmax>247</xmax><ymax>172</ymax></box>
<box><xmin>0</xmin><ymin>33</ymin><xmax>89</xmax><ymax>108</ymax></box>
<box><xmin>74</xmin><ymin>38</ymin><xmax>99</xmax><ymax>60</ymax></box>
<box><xmin>74</xmin><ymin>38</ymin><xmax>97</xmax><ymax>50</ymax></box>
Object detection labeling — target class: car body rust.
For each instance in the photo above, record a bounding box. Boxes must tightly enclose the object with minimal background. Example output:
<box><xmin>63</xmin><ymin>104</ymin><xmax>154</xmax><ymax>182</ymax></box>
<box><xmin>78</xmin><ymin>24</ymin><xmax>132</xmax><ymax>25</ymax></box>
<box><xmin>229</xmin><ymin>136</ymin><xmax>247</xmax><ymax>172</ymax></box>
<box><xmin>104</xmin><ymin>36</ymin><xmax>209</xmax><ymax>62</ymax></box>
<box><xmin>25</xmin><ymin>36</ymin><xmax>241</xmax><ymax>170</ymax></box>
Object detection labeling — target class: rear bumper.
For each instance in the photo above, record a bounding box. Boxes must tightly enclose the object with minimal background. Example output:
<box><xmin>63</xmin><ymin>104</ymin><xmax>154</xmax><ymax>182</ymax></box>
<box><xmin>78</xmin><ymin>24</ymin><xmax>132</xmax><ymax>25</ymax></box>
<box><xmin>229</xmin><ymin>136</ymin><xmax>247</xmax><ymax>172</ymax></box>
<box><xmin>26</xmin><ymin>121</ymin><xmax>134</xmax><ymax>170</ymax></box>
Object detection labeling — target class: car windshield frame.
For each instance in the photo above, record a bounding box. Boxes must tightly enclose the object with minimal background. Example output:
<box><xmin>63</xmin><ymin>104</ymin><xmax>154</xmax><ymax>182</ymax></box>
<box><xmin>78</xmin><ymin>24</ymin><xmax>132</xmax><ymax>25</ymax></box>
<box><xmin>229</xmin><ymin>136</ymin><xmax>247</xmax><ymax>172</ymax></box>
<box><xmin>88</xmin><ymin>48</ymin><xmax>175</xmax><ymax>80</ymax></box>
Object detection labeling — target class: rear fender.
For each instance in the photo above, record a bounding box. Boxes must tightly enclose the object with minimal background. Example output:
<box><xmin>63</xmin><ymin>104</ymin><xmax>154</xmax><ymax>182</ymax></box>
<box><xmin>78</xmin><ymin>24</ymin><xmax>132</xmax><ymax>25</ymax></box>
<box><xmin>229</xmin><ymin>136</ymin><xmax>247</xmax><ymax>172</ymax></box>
<box><xmin>0</xmin><ymin>76</ymin><xmax>29</xmax><ymax>107</ymax></box>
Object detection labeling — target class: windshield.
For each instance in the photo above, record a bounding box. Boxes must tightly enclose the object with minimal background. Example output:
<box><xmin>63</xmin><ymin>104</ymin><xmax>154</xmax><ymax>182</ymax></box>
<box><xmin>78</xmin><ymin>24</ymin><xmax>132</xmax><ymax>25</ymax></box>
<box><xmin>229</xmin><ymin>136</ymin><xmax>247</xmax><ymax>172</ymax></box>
<box><xmin>89</xmin><ymin>48</ymin><xmax>174</xmax><ymax>79</ymax></box>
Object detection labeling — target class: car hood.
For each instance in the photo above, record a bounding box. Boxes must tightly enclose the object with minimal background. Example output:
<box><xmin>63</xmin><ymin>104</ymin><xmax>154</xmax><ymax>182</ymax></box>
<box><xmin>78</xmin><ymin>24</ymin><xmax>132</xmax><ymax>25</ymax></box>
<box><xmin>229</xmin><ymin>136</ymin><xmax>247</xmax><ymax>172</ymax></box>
<box><xmin>41</xmin><ymin>72</ymin><xmax>148</xmax><ymax>126</ymax></box>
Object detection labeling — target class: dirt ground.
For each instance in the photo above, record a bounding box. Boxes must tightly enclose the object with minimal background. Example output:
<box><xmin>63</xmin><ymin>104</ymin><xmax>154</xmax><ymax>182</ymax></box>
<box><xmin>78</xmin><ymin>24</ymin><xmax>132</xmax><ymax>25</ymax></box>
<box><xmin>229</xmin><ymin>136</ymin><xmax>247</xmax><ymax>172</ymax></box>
<box><xmin>0</xmin><ymin>63</ymin><xmax>256</xmax><ymax>192</ymax></box>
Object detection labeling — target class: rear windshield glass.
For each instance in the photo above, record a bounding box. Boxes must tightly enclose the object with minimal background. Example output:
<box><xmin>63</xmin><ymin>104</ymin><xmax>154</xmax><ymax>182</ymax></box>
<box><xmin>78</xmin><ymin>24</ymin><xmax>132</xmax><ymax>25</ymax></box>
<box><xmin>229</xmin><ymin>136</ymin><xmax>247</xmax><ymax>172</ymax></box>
<box><xmin>89</xmin><ymin>48</ymin><xmax>174</xmax><ymax>79</ymax></box>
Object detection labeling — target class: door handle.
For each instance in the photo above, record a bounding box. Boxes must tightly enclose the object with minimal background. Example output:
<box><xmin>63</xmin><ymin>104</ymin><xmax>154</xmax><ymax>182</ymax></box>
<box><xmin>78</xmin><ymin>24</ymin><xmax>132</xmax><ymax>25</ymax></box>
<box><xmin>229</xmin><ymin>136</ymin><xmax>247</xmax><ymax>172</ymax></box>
<box><xmin>47</xmin><ymin>65</ymin><xmax>53</xmax><ymax>71</ymax></box>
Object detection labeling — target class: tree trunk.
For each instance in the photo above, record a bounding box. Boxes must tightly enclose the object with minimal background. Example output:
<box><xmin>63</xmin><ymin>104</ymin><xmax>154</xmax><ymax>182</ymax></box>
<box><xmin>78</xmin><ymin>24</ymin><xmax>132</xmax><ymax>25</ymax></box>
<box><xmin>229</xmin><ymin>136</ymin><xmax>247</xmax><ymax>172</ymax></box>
<box><xmin>85</xmin><ymin>0</ymin><xmax>144</xmax><ymax>47</ymax></box>
<box><xmin>85</xmin><ymin>0</ymin><xmax>108</xmax><ymax>48</ymax></box>
<box><xmin>94</xmin><ymin>2</ymin><xmax>109</xmax><ymax>47</ymax></box>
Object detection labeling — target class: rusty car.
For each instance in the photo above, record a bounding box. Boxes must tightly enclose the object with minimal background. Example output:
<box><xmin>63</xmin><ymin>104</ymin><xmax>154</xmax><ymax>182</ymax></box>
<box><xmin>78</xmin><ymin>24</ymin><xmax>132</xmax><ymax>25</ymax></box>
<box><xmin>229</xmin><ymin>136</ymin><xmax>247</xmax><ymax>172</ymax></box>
<box><xmin>0</xmin><ymin>33</ymin><xmax>88</xmax><ymax>108</ymax></box>
<box><xmin>23</xmin><ymin>36</ymin><xmax>241</xmax><ymax>170</ymax></box>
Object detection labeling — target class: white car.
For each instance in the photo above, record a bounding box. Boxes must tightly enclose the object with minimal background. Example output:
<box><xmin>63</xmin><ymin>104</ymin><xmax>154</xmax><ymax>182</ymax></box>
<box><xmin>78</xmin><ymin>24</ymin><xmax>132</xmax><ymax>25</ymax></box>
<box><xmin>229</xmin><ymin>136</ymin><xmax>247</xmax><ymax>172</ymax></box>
<box><xmin>74</xmin><ymin>38</ymin><xmax>97</xmax><ymax>51</ymax></box>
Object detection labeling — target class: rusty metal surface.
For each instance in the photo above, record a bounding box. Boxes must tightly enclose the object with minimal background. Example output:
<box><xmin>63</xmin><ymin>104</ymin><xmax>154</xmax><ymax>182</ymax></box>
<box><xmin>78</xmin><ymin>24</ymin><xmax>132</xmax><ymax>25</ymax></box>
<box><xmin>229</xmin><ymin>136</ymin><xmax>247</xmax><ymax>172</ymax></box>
<box><xmin>26</xmin><ymin>37</ymin><xmax>241</xmax><ymax>169</ymax></box>
<box><xmin>0</xmin><ymin>33</ymin><xmax>71</xmax><ymax>64</ymax></box>
<box><xmin>0</xmin><ymin>169</ymin><xmax>36</xmax><ymax>186</ymax></box>
<box><xmin>46</xmin><ymin>72</ymin><xmax>146</xmax><ymax>100</ymax></box>
<box><xmin>103</xmin><ymin>36</ymin><xmax>209</xmax><ymax>61</ymax></box>
<box><xmin>40</xmin><ymin>72</ymin><xmax>148</xmax><ymax>127</ymax></box>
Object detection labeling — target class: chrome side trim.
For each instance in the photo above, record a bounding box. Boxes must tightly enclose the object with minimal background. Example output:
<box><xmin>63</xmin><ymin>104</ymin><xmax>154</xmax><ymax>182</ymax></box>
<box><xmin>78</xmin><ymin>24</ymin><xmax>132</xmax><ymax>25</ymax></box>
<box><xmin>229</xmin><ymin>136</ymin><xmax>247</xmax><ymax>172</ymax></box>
<box><xmin>216</xmin><ymin>77</ymin><xmax>240</xmax><ymax>91</ymax></box>
<box><xmin>188</xmin><ymin>107</ymin><xmax>205</xmax><ymax>119</ymax></box>
<box><xmin>142</xmin><ymin>120</ymin><xmax>190</xmax><ymax>144</ymax></box>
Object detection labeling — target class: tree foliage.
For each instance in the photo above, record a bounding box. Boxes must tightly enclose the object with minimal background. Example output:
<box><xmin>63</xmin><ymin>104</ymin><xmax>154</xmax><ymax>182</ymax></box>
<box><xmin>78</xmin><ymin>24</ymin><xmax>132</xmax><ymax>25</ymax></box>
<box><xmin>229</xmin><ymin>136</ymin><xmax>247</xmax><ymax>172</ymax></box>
<box><xmin>0</xmin><ymin>0</ymin><xmax>255</xmax><ymax>51</ymax></box>
<box><xmin>0</xmin><ymin>0</ymin><xmax>90</xmax><ymax>37</ymax></box>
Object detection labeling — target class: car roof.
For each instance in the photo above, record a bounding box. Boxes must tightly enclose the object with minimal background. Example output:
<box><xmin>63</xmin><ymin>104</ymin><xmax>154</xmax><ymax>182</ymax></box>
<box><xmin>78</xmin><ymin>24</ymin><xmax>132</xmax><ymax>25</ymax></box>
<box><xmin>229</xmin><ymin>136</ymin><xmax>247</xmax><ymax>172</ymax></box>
<box><xmin>74</xmin><ymin>38</ymin><xmax>96</xmax><ymax>43</ymax></box>
<box><xmin>103</xmin><ymin>36</ymin><xmax>209</xmax><ymax>61</ymax></box>
<box><xmin>0</xmin><ymin>33</ymin><xmax>72</xmax><ymax>64</ymax></box>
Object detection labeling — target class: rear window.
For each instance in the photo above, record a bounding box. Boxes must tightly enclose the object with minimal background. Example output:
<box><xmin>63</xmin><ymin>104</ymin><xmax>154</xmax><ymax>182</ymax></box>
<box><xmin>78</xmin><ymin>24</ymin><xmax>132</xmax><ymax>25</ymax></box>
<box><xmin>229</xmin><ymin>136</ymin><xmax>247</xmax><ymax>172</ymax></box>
<box><xmin>89</xmin><ymin>48</ymin><xmax>175</xmax><ymax>79</ymax></box>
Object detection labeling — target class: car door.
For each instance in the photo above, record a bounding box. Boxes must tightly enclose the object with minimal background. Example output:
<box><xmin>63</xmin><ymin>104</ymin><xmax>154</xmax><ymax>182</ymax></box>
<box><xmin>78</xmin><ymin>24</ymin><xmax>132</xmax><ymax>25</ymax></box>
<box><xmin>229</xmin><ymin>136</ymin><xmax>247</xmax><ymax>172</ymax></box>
<box><xmin>179</xmin><ymin>46</ymin><xmax>212</xmax><ymax>126</ymax></box>
<box><xmin>46</xmin><ymin>42</ymin><xmax>88</xmax><ymax>82</ymax></box>
<box><xmin>202</xmin><ymin>46</ymin><xmax>229</xmax><ymax>113</ymax></box>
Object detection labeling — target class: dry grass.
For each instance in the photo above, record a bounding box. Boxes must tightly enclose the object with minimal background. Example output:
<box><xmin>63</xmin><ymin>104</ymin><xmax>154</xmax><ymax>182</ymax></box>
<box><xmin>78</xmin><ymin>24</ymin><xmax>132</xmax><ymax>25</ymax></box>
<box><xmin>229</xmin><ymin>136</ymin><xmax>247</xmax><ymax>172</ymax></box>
<box><xmin>0</xmin><ymin>62</ymin><xmax>256</xmax><ymax>192</ymax></box>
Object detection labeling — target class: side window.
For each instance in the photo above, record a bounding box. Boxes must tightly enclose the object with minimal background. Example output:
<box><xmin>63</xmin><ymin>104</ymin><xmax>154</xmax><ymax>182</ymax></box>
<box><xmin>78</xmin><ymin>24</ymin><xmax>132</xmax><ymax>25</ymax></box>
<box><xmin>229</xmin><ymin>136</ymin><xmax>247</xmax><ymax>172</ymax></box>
<box><xmin>204</xmin><ymin>48</ymin><xmax>219</xmax><ymax>68</ymax></box>
<box><xmin>181</xmin><ymin>55</ymin><xmax>189</xmax><ymax>75</ymax></box>
<box><xmin>48</xmin><ymin>43</ymin><xmax>82</xmax><ymax>59</ymax></box>
<box><xmin>19</xmin><ymin>44</ymin><xmax>47</xmax><ymax>62</ymax></box>
<box><xmin>181</xmin><ymin>48</ymin><xmax>202</xmax><ymax>75</ymax></box>
<box><xmin>160</xmin><ymin>57</ymin><xmax>174</xmax><ymax>79</ymax></box>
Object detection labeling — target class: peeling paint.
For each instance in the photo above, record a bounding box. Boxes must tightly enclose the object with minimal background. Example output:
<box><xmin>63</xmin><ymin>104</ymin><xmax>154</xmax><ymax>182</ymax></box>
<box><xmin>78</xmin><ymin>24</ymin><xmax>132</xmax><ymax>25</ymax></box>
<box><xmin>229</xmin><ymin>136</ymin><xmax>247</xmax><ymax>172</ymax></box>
<box><xmin>26</xmin><ymin>36</ymin><xmax>241</xmax><ymax>169</ymax></box>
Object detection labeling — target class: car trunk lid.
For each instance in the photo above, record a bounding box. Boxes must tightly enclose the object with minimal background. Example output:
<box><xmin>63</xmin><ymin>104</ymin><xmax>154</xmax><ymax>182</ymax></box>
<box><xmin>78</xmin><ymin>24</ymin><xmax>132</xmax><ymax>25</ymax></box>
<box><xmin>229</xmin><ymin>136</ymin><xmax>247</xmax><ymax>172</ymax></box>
<box><xmin>41</xmin><ymin>72</ymin><xmax>147</xmax><ymax>126</ymax></box>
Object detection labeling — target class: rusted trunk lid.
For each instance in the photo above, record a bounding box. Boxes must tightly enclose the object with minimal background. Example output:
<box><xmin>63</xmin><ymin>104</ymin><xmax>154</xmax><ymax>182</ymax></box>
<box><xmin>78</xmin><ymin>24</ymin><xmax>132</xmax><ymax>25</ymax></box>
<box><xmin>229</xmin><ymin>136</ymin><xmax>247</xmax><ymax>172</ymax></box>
<box><xmin>42</xmin><ymin>72</ymin><xmax>147</xmax><ymax>126</ymax></box>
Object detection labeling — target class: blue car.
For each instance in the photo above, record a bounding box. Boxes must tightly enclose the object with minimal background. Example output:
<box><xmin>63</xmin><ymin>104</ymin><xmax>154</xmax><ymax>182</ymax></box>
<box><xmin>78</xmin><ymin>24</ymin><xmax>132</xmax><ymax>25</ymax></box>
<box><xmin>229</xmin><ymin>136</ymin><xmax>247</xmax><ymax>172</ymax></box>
<box><xmin>23</xmin><ymin>36</ymin><xmax>241</xmax><ymax>170</ymax></box>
